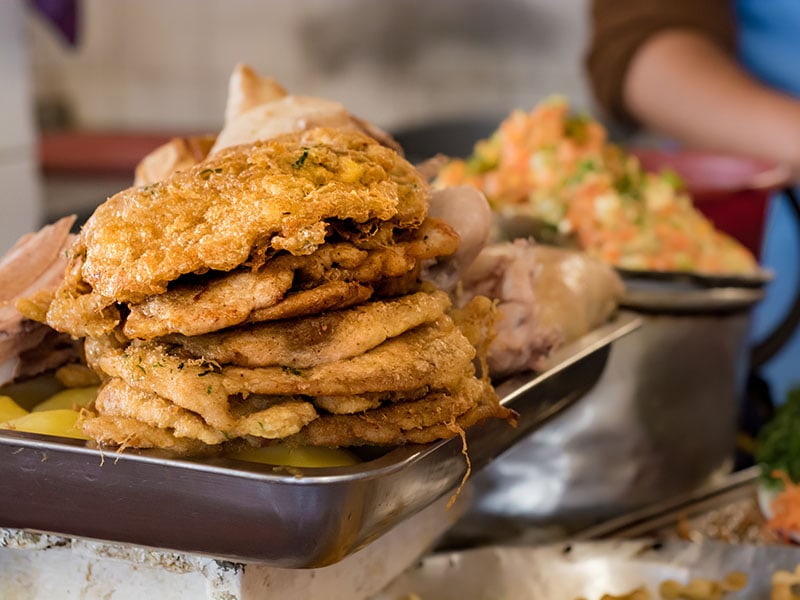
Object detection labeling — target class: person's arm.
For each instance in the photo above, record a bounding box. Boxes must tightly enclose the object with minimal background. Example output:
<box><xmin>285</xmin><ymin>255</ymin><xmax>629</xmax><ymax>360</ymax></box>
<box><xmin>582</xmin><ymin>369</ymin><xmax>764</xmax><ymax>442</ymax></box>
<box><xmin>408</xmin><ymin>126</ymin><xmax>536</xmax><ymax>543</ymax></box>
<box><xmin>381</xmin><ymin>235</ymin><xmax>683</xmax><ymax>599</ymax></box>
<box><xmin>625</xmin><ymin>30</ymin><xmax>800</xmax><ymax>174</ymax></box>
<box><xmin>587</xmin><ymin>0</ymin><xmax>800</xmax><ymax>174</ymax></box>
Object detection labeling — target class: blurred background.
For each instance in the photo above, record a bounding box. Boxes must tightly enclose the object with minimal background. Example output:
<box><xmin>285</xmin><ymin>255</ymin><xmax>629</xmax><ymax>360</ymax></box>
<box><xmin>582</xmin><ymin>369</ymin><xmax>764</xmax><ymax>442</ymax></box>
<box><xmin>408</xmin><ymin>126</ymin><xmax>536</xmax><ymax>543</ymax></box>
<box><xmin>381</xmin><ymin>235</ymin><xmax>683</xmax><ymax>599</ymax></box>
<box><xmin>0</xmin><ymin>0</ymin><xmax>589</xmax><ymax>252</ymax></box>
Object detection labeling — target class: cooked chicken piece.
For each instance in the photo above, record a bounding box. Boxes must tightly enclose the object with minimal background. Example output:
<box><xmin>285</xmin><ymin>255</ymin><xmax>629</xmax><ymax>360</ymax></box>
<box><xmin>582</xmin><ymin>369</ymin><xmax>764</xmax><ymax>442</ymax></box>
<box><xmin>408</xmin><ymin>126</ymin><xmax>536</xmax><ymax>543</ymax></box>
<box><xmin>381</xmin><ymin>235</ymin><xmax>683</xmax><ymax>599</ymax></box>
<box><xmin>54</xmin><ymin>362</ymin><xmax>101</xmax><ymax>388</ymax></box>
<box><xmin>0</xmin><ymin>216</ymin><xmax>74</xmax><ymax>304</ymax></box>
<box><xmin>85</xmin><ymin>317</ymin><xmax>476</xmax><ymax>431</ymax></box>
<box><xmin>95</xmin><ymin>379</ymin><xmax>228</xmax><ymax>445</ymax></box>
<box><xmin>286</xmin><ymin>378</ymin><xmax>506</xmax><ymax>447</ymax></box>
<box><xmin>312</xmin><ymin>387</ymin><xmax>434</xmax><ymax>415</ymax></box>
<box><xmin>12</xmin><ymin>329</ymin><xmax>79</xmax><ymax>382</ymax></box>
<box><xmin>415</xmin><ymin>154</ymin><xmax>448</xmax><ymax>183</ymax></box>
<box><xmin>94</xmin><ymin>378</ymin><xmax>317</xmax><ymax>442</ymax></box>
<box><xmin>531</xmin><ymin>245</ymin><xmax>624</xmax><ymax>342</ymax></box>
<box><xmin>123</xmin><ymin>266</ymin><xmax>295</xmax><ymax>340</ymax></box>
<box><xmin>457</xmin><ymin>239</ymin><xmax>623</xmax><ymax>378</ymax></box>
<box><xmin>402</xmin><ymin>389</ymin><xmax>515</xmax><ymax>446</ymax></box>
<box><xmin>312</xmin><ymin>395</ymin><xmax>382</xmax><ymax>414</ymax></box>
<box><xmin>56</xmin><ymin>128</ymin><xmax>429</xmax><ymax>306</ymax></box>
<box><xmin>244</xmin><ymin>281</ymin><xmax>373</xmax><ymax>325</ymax></box>
<box><xmin>121</xmin><ymin>220</ymin><xmax>457</xmax><ymax>339</ymax></box>
<box><xmin>457</xmin><ymin>239</ymin><xmax>553</xmax><ymax>379</ymax></box>
<box><xmin>422</xmin><ymin>186</ymin><xmax>492</xmax><ymax>292</ymax></box>
<box><xmin>164</xmin><ymin>289</ymin><xmax>451</xmax><ymax>368</ymax></box>
<box><xmin>81</xmin><ymin>413</ymin><xmax>217</xmax><ymax>456</ymax></box>
<box><xmin>43</xmin><ymin>284</ymin><xmax>122</xmax><ymax>339</ymax></box>
<box><xmin>449</xmin><ymin>295</ymin><xmax>497</xmax><ymax>362</ymax></box>
<box><xmin>133</xmin><ymin>66</ymin><xmax>400</xmax><ymax>189</ymax></box>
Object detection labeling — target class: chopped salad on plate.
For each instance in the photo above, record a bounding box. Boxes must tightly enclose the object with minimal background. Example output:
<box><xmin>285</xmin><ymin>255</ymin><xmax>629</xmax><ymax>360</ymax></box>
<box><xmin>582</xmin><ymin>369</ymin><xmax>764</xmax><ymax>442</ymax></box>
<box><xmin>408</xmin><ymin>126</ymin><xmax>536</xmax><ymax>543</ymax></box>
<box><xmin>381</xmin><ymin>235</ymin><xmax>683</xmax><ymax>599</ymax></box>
<box><xmin>435</xmin><ymin>97</ymin><xmax>758</xmax><ymax>275</ymax></box>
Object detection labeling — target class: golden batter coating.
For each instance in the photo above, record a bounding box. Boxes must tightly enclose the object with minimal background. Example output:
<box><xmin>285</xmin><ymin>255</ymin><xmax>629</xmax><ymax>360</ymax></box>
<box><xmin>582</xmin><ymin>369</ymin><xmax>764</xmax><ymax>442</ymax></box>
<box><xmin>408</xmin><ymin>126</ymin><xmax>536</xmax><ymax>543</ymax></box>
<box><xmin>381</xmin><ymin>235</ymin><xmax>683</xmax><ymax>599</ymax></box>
<box><xmin>119</xmin><ymin>223</ymin><xmax>450</xmax><ymax>340</ymax></box>
<box><xmin>243</xmin><ymin>282</ymin><xmax>373</xmax><ymax>325</ymax></box>
<box><xmin>285</xmin><ymin>378</ymin><xmax>498</xmax><ymax>447</ymax></box>
<box><xmin>311</xmin><ymin>387</ymin><xmax>433</xmax><ymax>415</ymax></box>
<box><xmin>81</xmin><ymin>413</ymin><xmax>216</xmax><ymax>456</ymax></box>
<box><xmin>94</xmin><ymin>378</ymin><xmax>318</xmax><ymax>442</ymax></box>
<box><xmin>123</xmin><ymin>266</ymin><xmax>295</xmax><ymax>340</ymax></box>
<box><xmin>95</xmin><ymin>379</ymin><xmax>228</xmax><ymax>445</ymax></box>
<box><xmin>69</xmin><ymin>127</ymin><xmax>429</xmax><ymax>304</ymax></box>
<box><xmin>85</xmin><ymin>317</ymin><xmax>476</xmax><ymax>431</ymax></box>
<box><xmin>163</xmin><ymin>289</ymin><xmax>451</xmax><ymax>369</ymax></box>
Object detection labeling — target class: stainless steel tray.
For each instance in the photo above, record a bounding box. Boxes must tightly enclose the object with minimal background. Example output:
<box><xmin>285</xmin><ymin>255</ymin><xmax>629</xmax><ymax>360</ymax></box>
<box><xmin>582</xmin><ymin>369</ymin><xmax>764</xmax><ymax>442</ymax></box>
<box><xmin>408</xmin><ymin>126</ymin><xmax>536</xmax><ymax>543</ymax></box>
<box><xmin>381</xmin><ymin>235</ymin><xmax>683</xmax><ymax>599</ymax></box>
<box><xmin>0</xmin><ymin>313</ymin><xmax>639</xmax><ymax>567</ymax></box>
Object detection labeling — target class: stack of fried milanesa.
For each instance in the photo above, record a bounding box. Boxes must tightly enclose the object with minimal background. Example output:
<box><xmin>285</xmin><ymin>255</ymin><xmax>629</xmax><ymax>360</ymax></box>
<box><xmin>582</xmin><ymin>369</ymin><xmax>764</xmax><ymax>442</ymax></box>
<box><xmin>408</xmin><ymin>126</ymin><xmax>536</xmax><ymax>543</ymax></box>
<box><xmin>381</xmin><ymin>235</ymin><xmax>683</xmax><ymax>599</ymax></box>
<box><xmin>29</xmin><ymin>127</ymin><xmax>510</xmax><ymax>455</ymax></box>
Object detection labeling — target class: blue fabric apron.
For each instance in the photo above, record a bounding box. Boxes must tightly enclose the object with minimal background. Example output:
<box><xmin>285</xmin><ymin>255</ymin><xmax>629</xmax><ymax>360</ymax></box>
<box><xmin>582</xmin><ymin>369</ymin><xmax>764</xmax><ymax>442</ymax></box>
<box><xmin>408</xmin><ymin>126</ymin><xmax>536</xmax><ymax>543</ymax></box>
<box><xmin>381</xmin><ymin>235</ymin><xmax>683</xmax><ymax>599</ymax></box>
<box><xmin>737</xmin><ymin>0</ymin><xmax>800</xmax><ymax>403</ymax></box>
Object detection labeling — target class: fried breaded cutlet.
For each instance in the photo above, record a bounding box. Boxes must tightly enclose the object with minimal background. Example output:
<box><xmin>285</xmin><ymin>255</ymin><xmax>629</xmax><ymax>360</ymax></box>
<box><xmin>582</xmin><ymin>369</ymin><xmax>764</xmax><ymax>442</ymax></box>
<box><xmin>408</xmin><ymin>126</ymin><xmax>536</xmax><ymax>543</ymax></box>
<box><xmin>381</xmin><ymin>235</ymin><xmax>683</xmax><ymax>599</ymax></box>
<box><xmin>84</xmin><ymin>315</ymin><xmax>476</xmax><ymax>431</ymax></box>
<box><xmin>78</xmin><ymin>301</ymin><xmax>505</xmax><ymax>451</ymax></box>
<box><xmin>161</xmin><ymin>289</ymin><xmax>451</xmax><ymax>368</ymax></box>
<box><xmin>56</xmin><ymin>127</ymin><xmax>428</xmax><ymax>306</ymax></box>
<box><xmin>119</xmin><ymin>219</ymin><xmax>457</xmax><ymax>340</ymax></box>
<box><xmin>26</xmin><ymin>78</ymin><xmax>510</xmax><ymax>455</ymax></box>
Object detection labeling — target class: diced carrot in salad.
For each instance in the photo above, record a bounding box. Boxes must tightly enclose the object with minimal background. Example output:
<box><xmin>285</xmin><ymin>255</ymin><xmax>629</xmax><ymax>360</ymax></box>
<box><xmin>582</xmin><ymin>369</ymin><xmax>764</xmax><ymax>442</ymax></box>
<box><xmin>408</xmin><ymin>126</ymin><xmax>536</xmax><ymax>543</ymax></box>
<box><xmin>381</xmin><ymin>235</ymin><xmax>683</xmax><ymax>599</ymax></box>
<box><xmin>435</xmin><ymin>97</ymin><xmax>758</xmax><ymax>275</ymax></box>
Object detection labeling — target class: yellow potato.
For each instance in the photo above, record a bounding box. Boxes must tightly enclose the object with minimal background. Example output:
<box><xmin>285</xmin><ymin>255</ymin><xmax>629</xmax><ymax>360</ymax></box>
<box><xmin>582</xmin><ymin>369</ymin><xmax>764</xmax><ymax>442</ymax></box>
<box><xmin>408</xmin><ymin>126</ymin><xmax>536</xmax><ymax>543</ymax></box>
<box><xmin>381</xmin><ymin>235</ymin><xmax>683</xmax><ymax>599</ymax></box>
<box><xmin>0</xmin><ymin>409</ymin><xmax>88</xmax><ymax>440</ymax></box>
<box><xmin>0</xmin><ymin>396</ymin><xmax>28</xmax><ymax>422</ymax></box>
<box><xmin>228</xmin><ymin>445</ymin><xmax>360</xmax><ymax>468</ymax></box>
<box><xmin>33</xmin><ymin>386</ymin><xmax>99</xmax><ymax>412</ymax></box>
<box><xmin>0</xmin><ymin>374</ymin><xmax>63</xmax><ymax>410</ymax></box>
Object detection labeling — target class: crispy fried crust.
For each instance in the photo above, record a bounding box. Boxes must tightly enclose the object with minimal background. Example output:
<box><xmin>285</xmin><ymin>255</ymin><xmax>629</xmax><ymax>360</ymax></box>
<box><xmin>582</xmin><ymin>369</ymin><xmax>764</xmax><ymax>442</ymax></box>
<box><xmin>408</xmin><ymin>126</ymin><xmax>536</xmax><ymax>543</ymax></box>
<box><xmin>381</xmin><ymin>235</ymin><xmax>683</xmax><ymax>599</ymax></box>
<box><xmin>47</xmin><ymin>217</ymin><xmax>458</xmax><ymax>341</ymax></box>
<box><xmin>285</xmin><ymin>378</ymin><xmax>496</xmax><ymax>447</ymax></box>
<box><xmin>165</xmin><ymin>289</ymin><xmax>451</xmax><ymax>368</ymax></box>
<box><xmin>70</xmin><ymin>127</ymin><xmax>429</xmax><ymax>303</ymax></box>
<box><xmin>80</xmin><ymin>412</ymin><xmax>216</xmax><ymax>456</ymax></box>
<box><xmin>311</xmin><ymin>387</ymin><xmax>433</xmax><ymax>415</ymax></box>
<box><xmin>123</xmin><ymin>267</ymin><xmax>295</xmax><ymax>339</ymax></box>
<box><xmin>86</xmin><ymin>316</ymin><xmax>476</xmax><ymax>430</ymax></box>
<box><xmin>245</xmin><ymin>281</ymin><xmax>372</xmax><ymax>325</ymax></box>
<box><xmin>46</xmin><ymin>283</ymin><xmax>121</xmax><ymax>339</ymax></box>
<box><xmin>403</xmin><ymin>393</ymin><xmax>516</xmax><ymax>445</ymax></box>
<box><xmin>95</xmin><ymin>379</ymin><xmax>228</xmax><ymax>445</ymax></box>
<box><xmin>312</xmin><ymin>395</ymin><xmax>382</xmax><ymax>414</ymax></box>
<box><xmin>94</xmin><ymin>378</ymin><xmax>317</xmax><ymax>442</ymax></box>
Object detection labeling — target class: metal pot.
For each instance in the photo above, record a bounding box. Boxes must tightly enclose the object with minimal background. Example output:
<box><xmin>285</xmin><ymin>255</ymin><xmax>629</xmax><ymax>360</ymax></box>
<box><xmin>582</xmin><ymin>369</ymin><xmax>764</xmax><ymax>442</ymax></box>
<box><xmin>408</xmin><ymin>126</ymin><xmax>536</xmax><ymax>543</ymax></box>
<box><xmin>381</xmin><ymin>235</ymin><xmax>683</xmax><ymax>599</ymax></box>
<box><xmin>452</xmin><ymin>277</ymin><xmax>765</xmax><ymax>542</ymax></box>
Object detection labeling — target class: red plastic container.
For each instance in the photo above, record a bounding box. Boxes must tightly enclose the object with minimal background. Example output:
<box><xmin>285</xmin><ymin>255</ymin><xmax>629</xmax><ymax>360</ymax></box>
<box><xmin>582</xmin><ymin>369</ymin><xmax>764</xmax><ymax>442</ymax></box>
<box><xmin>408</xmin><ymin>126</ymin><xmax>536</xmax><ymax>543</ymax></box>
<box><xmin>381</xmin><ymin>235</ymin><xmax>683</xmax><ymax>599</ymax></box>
<box><xmin>631</xmin><ymin>149</ymin><xmax>789</xmax><ymax>259</ymax></box>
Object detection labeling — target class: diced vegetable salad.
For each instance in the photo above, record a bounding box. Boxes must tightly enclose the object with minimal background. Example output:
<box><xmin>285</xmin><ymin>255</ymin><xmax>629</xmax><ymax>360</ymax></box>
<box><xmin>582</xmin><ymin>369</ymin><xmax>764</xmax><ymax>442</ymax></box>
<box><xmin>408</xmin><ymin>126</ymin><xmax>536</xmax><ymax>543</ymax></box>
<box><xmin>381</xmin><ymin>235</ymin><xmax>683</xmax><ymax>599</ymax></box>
<box><xmin>436</xmin><ymin>97</ymin><xmax>757</xmax><ymax>274</ymax></box>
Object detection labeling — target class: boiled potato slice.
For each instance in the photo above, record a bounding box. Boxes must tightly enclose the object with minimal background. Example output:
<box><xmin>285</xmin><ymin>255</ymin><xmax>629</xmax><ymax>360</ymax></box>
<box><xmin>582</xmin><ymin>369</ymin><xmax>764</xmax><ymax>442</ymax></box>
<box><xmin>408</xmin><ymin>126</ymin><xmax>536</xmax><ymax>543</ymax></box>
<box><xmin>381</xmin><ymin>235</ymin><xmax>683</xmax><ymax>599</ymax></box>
<box><xmin>33</xmin><ymin>386</ymin><xmax>98</xmax><ymax>412</ymax></box>
<box><xmin>0</xmin><ymin>374</ymin><xmax>63</xmax><ymax>410</ymax></box>
<box><xmin>0</xmin><ymin>396</ymin><xmax>28</xmax><ymax>422</ymax></box>
<box><xmin>0</xmin><ymin>409</ymin><xmax>88</xmax><ymax>440</ymax></box>
<box><xmin>228</xmin><ymin>445</ymin><xmax>360</xmax><ymax>468</ymax></box>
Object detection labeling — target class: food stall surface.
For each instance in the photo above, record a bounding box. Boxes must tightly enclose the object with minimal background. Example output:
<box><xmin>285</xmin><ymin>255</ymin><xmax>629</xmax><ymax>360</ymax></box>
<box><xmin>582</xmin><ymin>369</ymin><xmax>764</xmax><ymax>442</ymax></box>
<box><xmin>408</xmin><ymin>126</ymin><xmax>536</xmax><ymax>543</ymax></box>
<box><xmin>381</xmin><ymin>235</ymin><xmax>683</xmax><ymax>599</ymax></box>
<box><xmin>0</xmin><ymin>492</ymin><xmax>460</xmax><ymax>600</ymax></box>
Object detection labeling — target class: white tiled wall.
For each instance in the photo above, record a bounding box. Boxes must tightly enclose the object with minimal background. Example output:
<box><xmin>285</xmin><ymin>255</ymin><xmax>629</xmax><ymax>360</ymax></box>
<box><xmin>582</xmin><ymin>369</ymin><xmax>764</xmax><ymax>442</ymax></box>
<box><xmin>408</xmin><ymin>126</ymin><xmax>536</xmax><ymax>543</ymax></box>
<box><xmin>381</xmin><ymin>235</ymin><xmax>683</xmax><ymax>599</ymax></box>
<box><xmin>27</xmin><ymin>0</ymin><xmax>591</xmax><ymax>134</ymax></box>
<box><xmin>0</xmin><ymin>1</ymin><xmax>43</xmax><ymax>254</ymax></box>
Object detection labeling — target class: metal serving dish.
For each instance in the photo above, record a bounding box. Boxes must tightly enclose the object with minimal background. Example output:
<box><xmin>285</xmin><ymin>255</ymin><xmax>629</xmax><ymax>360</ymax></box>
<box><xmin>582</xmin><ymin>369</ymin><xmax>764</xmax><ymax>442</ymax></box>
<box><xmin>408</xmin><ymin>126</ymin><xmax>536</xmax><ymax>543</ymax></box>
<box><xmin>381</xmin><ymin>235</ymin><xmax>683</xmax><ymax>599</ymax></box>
<box><xmin>0</xmin><ymin>314</ymin><xmax>639</xmax><ymax>567</ymax></box>
<box><xmin>616</xmin><ymin>266</ymin><xmax>772</xmax><ymax>291</ymax></box>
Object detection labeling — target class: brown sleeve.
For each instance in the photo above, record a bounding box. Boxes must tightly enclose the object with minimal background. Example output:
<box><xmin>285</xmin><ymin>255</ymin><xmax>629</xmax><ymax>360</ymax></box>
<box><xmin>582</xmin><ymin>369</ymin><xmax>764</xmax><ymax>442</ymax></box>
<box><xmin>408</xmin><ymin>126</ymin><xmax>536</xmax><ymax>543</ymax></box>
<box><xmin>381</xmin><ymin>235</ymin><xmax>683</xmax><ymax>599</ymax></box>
<box><xmin>586</xmin><ymin>0</ymin><xmax>736</xmax><ymax>124</ymax></box>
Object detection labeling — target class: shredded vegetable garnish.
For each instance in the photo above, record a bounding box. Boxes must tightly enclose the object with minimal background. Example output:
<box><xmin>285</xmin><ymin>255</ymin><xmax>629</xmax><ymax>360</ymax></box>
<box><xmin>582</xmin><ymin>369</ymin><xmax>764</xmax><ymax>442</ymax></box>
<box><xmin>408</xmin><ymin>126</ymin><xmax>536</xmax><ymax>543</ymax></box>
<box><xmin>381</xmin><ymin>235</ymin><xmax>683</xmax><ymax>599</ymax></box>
<box><xmin>766</xmin><ymin>470</ymin><xmax>800</xmax><ymax>540</ymax></box>
<box><xmin>436</xmin><ymin>97</ymin><xmax>757</xmax><ymax>275</ymax></box>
